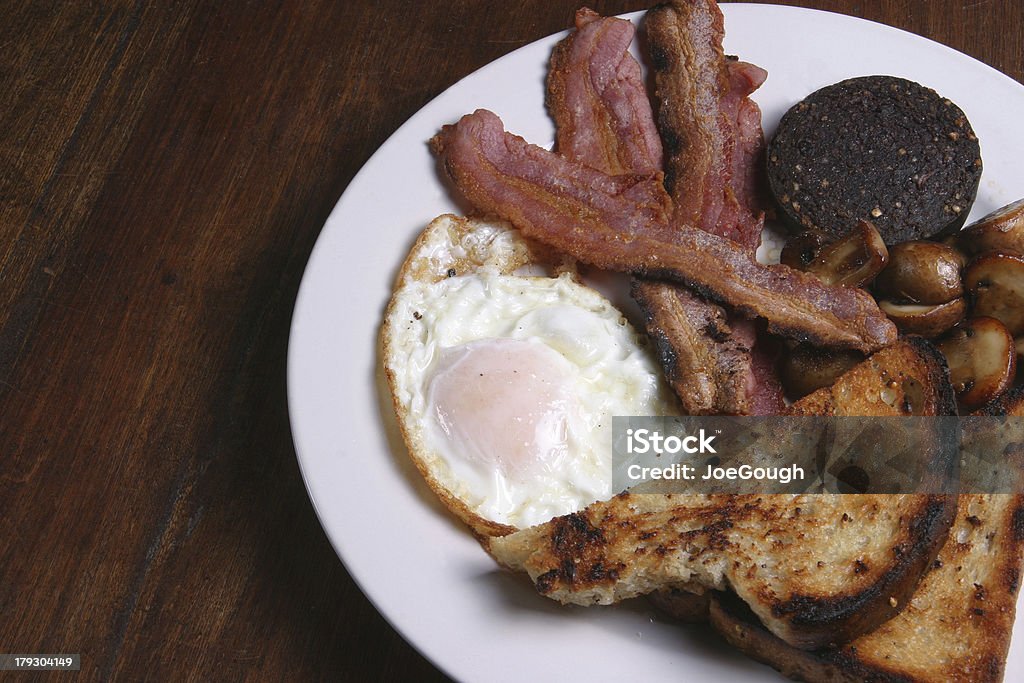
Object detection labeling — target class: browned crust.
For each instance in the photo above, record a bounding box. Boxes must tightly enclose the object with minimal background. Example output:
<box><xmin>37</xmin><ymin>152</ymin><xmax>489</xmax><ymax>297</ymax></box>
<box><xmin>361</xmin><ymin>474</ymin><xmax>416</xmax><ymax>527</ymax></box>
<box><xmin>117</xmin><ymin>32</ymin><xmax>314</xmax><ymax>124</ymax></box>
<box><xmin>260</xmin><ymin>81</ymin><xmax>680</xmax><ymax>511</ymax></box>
<box><xmin>710</xmin><ymin>495</ymin><xmax>1024</xmax><ymax>682</ymax></box>
<box><xmin>493</xmin><ymin>491</ymin><xmax>956</xmax><ymax>650</ymax></box>
<box><xmin>786</xmin><ymin>336</ymin><xmax>957</xmax><ymax>418</ymax></box>
<box><xmin>647</xmin><ymin>497</ymin><xmax>958</xmax><ymax>651</ymax></box>
<box><xmin>710</xmin><ymin>592</ymin><xmax>916</xmax><ymax>683</ymax></box>
<box><xmin>763</xmin><ymin>338</ymin><xmax>958</xmax><ymax>646</ymax></box>
<box><xmin>768</xmin><ymin>495</ymin><xmax>957</xmax><ymax>648</ymax></box>
<box><xmin>631</xmin><ymin>278</ymin><xmax>751</xmax><ymax>414</ymax></box>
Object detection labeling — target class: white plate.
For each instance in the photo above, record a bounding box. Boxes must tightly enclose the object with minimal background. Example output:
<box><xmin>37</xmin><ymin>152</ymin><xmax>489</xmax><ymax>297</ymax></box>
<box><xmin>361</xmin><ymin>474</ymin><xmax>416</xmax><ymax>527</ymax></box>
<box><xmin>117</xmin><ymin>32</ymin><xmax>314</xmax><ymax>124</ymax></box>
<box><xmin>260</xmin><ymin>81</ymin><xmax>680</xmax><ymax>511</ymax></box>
<box><xmin>288</xmin><ymin>4</ymin><xmax>1024</xmax><ymax>681</ymax></box>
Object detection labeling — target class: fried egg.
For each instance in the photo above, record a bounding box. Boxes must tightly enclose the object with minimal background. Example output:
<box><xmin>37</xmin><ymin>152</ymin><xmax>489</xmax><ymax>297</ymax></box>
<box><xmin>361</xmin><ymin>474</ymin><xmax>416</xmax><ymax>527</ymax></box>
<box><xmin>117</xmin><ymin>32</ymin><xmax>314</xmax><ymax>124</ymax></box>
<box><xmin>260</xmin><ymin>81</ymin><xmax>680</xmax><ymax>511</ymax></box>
<box><xmin>382</xmin><ymin>215</ymin><xmax>678</xmax><ymax>534</ymax></box>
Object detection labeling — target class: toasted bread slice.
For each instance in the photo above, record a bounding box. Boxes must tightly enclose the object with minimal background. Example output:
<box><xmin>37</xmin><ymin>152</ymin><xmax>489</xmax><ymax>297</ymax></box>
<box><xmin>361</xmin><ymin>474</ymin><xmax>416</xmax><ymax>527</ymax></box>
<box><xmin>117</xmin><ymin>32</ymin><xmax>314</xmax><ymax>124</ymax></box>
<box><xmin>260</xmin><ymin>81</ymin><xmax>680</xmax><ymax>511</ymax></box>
<box><xmin>709</xmin><ymin>494</ymin><xmax>1024</xmax><ymax>682</ymax></box>
<box><xmin>656</xmin><ymin>356</ymin><xmax>1024</xmax><ymax>681</ymax></box>
<box><xmin>784</xmin><ymin>336</ymin><xmax>956</xmax><ymax>417</ymax></box>
<box><xmin>488</xmin><ymin>339</ymin><xmax>958</xmax><ymax>650</ymax></box>
<box><xmin>488</xmin><ymin>491</ymin><xmax>954</xmax><ymax>650</ymax></box>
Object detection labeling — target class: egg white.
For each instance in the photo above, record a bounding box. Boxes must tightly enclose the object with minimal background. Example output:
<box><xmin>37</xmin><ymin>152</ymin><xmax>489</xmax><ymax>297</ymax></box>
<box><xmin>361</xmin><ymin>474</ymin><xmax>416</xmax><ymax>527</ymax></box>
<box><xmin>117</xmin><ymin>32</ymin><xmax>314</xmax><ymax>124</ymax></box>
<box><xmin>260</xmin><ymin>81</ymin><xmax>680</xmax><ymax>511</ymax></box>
<box><xmin>384</xmin><ymin>216</ymin><xmax>678</xmax><ymax>530</ymax></box>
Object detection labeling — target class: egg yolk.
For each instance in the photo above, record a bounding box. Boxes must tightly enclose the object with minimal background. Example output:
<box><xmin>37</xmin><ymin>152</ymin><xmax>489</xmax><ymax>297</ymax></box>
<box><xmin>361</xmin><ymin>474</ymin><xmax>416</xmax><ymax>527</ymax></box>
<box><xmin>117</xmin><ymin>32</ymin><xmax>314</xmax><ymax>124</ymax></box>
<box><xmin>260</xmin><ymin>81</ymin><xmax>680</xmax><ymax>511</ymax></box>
<box><xmin>428</xmin><ymin>339</ymin><xmax>574</xmax><ymax>481</ymax></box>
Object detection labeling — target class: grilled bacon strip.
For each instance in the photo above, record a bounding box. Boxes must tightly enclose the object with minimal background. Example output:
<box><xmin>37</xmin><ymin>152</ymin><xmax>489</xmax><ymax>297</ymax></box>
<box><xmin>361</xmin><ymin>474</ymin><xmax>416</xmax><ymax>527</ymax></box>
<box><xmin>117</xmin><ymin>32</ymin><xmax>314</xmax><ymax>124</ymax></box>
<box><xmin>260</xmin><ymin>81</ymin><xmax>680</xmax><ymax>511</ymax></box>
<box><xmin>726</xmin><ymin>59</ymin><xmax>771</xmax><ymax>243</ymax></box>
<box><xmin>547</xmin><ymin>8</ymin><xmax>663</xmax><ymax>176</ymax></box>
<box><xmin>645</xmin><ymin>0</ymin><xmax>784</xmax><ymax>412</ymax></box>
<box><xmin>647</xmin><ymin>1</ymin><xmax>770</xmax><ymax>251</ymax></box>
<box><xmin>647</xmin><ymin>1</ymin><xmax>784</xmax><ymax>413</ymax></box>
<box><xmin>546</xmin><ymin>8</ymin><xmax>774</xmax><ymax>414</ymax></box>
<box><xmin>632</xmin><ymin>280</ymin><xmax>753</xmax><ymax>413</ymax></box>
<box><xmin>431</xmin><ymin>109</ymin><xmax>896</xmax><ymax>352</ymax></box>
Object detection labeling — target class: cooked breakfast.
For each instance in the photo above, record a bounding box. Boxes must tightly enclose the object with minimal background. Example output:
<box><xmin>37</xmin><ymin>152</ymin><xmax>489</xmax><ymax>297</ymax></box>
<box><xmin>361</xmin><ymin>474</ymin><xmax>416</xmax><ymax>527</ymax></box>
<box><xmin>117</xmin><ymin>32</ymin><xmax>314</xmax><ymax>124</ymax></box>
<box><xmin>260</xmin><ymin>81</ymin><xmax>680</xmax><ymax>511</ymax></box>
<box><xmin>380</xmin><ymin>0</ymin><xmax>1024</xmax><ymax>680</ymax></box>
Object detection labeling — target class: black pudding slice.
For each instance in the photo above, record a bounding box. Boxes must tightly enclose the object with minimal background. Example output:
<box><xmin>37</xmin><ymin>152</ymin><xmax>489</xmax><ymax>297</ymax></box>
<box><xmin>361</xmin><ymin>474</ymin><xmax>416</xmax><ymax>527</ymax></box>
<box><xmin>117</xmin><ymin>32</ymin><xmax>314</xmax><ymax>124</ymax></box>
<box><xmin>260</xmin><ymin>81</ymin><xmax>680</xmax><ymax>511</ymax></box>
<box><xmin>767</xmin><ymin>75</ymin><xmax>982</xmax><ymax>243</ymax></box>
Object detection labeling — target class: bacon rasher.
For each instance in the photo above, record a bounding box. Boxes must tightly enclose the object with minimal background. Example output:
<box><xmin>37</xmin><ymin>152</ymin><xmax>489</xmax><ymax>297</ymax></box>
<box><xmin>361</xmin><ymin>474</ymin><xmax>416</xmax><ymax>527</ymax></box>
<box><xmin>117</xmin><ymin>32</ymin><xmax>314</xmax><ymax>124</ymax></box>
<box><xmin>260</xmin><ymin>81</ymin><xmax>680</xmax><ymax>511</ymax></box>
<box><xmin>431</xmin><ymin>109</ymin><xmax>896</xmax><ymax>353</ymax></box>
<box><xmin>547</xmin><ymin>8</ymin><xmax>664</xmax><ymax>176</ymax></box>
<box><xmin>545</xmin><ymin>5</ymin><xmax>785</xmax><ymax>414</ymax></box>
<box><xmin>648</xmin><ymin>0</ymin><xmax>785</xmax><ymax>414</ymax></box>
<box><xmin>544</xmin><ymin>7</ymin><xmax>765</xmax><ymax>414</ymax></box>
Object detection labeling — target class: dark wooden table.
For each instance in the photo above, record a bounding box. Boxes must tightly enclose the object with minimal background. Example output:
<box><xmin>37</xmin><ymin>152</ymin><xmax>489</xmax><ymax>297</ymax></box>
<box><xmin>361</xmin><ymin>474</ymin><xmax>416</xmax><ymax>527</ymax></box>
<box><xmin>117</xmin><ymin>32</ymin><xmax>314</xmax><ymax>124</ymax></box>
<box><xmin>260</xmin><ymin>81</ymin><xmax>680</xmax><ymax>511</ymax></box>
<box><xmin>2</xmin><ymin>1</ymin><xmax>1021</xmax><ymax>680</ymax></box>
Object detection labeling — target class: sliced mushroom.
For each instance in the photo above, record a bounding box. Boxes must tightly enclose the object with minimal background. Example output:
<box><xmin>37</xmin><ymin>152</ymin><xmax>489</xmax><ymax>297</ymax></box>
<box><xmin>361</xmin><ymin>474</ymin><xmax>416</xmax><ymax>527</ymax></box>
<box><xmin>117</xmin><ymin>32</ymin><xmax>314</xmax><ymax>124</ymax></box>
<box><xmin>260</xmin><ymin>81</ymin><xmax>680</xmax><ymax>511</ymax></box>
<box><xmin>956</xmin><ymin>198</ymin><xmax>1024</xmax><ymax>256</ymax></box>
<box><xmin>873</xmin><ymin>241</ymin><xmax>964</xmax><ymax>305</ymax></box>
<box><xmin>963</xmin><ymin>252</ymin><xmax>1024</xmax><ymax>336</ymax></box>
<box><xmin>780</xmin><ymin>230</ymin><xmax>831</xmax><ymax>270</ymax></box>
<box><xmin>878</xmin><ymin>298</ymin><xmax>966</xmax><ymax>338</ymax></box>
<box><xmin>935</xmin><ymin>317</ymin><xmax>1016</xmax><ymax>411</ymax></box>
<box><xmin>778</xmin><ymin>344</ymin><xmax>865</xmax><ymax>399</ymax></box>
<box><xmin>797</xmin><ymin>220</ymin><xmax>889</xmax><ymax>287</ymax></box>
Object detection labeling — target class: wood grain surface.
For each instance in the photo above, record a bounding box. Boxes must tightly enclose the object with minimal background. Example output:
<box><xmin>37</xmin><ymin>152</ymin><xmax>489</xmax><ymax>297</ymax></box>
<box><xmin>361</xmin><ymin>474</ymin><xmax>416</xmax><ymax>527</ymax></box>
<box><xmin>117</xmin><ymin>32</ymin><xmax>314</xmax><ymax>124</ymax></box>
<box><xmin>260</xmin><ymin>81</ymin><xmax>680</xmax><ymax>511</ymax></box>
<box><xmin>2</xmin><ymin>1</ymin><xmax>1021</xmax><ymax>680</ymax></box>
